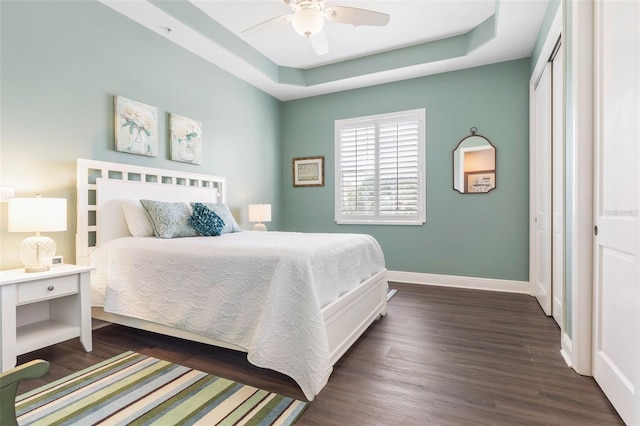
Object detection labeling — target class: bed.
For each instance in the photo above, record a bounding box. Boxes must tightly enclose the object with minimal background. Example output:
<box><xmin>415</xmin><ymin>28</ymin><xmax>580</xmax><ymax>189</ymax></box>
<box><xmin>75</xmin><ymin>158</ymin><xmax>388</xmax><ymax>401</ymax></box>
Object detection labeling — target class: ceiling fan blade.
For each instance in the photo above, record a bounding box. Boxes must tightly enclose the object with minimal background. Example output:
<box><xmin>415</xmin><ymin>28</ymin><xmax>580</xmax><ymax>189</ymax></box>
<box><xmin>242</xmin><ymin>14</ymin><xmax>291</xmax><ymax>34</ymax></box>
<box><xmin>309</xmin><ymin>29</ymin><xmax>329</xmax><ymax>56</ymax></box>
<box><xmin>325</xmin><ymin>6</ymin><xmax>390</xmax><ymax>27</ymax></box>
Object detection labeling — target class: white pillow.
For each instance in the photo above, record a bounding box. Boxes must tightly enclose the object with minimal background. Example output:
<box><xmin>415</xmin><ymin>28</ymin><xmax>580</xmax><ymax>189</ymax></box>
<box><xmin>122</xmin><ymin>199</ymin><xmax>154</xmax><ymax>237</ymax></box>
<box><xmin>139</xmin><ymin>200</ymin><xmax>199</xmax><ymax>239</ymax></box>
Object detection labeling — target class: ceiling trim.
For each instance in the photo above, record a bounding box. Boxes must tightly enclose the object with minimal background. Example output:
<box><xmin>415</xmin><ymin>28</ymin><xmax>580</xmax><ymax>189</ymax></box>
<box><xmin>99</xmin><ymin>0</ymin><xmax>542</xmax><ymax>101</ymax></box>
<box><xmin>300</xmin><ymin>12</ymin><xmax>496</xmax><ymax>87</ymax></box>
<box><xmin>149</xmin><ymin>0</ymin><xmax>280</xmax><ymax>80</ymax></box>
<box><xmin>147</xmin><ymin>0</ymin><xmax>498</xmax><ymax>88</ymax></box>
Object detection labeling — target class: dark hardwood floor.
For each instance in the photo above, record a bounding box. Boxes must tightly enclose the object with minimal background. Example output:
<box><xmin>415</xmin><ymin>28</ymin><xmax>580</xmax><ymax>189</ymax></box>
<box><xmin>17</xmin><ymin>283</ymin><xmax>623</xmax><ymax>425</ymax></box>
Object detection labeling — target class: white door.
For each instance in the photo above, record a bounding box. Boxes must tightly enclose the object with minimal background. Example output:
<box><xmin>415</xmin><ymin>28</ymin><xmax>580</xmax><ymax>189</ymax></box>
<box><xmin>593</xmin><ymin>1</ymin><xmax>639</xmax><ymax>425</ymax></box>
<box><xmin>551</xmin><ymin>42</ymin><xmax>564</xmax><ymax>327</ymax></box>
<box><xmin>533</xmin><ymin>62</ymin><xmax>552</xmax><ymax>316</ymax></box>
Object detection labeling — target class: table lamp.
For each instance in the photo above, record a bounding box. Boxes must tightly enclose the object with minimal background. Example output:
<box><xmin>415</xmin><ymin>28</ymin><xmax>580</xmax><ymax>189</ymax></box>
<box><xmin>248</xmin><ymin>203</ymin><xmax>271</xmax><ymax>231</ymax></box>
<box><xmin>8</xmin><ymin>197</ymin><xmax>67</xmax><ymax>272</ymax></box>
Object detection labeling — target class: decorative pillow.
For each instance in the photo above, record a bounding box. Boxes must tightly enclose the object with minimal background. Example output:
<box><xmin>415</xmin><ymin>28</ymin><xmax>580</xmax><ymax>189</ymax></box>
<box><xmin>189</xmin><ymin>203</ymin><xmax>225</xmax><ymax>236</ymax></box>
<box><xmin>139</xmin><ymin>200</ymin><xmax>199</xmax><ymax>239</ymax></box>
<box><xmin>190</xmin><ymin>202</ymin><xmax>242</xmax><ymax>234</ymax></box>
<box><xmin>121</xmin><ymin>198</ymin><xmax>154</xmax><ymax>237</ymax></box>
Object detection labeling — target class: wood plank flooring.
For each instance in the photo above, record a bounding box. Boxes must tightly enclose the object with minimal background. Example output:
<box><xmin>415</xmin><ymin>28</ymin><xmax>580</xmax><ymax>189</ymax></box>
<box><xmin>17</xmin><ymin>283</ymin><xmax>623</xmax><ymax>425</ymax></box>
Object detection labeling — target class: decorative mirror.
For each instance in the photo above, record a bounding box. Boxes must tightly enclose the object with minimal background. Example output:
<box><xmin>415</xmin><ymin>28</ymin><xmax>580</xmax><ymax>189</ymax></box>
<box><xmin>453</xmin><ymin>128</ymin><xmax>496</xmax><ymax>194</ymax></box>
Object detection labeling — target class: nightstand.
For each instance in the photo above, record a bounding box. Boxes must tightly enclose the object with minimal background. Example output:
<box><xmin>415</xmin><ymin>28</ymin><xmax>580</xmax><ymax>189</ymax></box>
<box><xmin>0</xmin><ymin>264</ymin><xmax>94</xmax><ymax>371</ymax></box>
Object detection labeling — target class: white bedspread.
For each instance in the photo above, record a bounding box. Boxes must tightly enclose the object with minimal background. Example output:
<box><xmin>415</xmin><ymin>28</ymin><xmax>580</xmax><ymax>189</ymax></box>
<box><xmin>90</xmin><ymin>231</ymin><xmax>385</xmax><ymax>400</ymax></box>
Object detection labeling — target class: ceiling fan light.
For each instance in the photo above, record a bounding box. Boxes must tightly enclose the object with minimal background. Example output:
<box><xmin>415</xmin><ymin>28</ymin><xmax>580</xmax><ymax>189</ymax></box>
<box><xmin>291</xmin><ymin>8</ymin><xmax>324</xmax><ymax>38</ymax></box>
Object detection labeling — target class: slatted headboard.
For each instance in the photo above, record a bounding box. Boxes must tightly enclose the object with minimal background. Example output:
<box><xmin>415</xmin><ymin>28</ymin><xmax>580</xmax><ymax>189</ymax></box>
<box><xmin>76</xmin><ymin>159</ymin><xmax>226</xmax><ymax>265</ymax></box>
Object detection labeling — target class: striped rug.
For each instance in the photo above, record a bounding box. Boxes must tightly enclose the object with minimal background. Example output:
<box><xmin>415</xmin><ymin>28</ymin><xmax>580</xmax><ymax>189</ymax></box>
<box><xmin>16</xmin><ymin>351</ymin><xmax>308</xmax><ymax>426</ymax></box>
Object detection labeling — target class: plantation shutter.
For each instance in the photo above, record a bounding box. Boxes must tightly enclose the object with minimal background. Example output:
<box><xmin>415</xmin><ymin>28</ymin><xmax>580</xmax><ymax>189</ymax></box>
<box><xmin>339</xmin><ymin>123</ymin><xmax>376</xmax><ymax>216</ymax></box>
<box><xmin>379</xmin><ymin>117</ymin><xmax>420</xmax><ymax>216</ymax></box>
<box><xmin>335</xmin><ymin>109</ymin><xmax>425</xmax><ymax>225</ymax></box>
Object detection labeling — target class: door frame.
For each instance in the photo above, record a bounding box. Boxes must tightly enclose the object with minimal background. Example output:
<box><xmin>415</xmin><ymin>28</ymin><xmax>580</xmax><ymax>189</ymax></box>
<box><xmin>565</xmin><ymin>0</ymin><xmax>594</xmax><ymax>377</ymax></box>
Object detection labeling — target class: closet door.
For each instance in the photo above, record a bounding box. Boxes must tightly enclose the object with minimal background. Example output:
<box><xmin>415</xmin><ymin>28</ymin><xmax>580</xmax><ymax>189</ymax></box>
<box><xmin>592</xmin><ymin>1</ymin><xmax>639</xmax><ymax>424</ymax></box>
<box><xmin>551</xmin><ymin>42</ymin><xmax>564</xmax><ymax>327</ymax></box>
<box><xmin>532</xmin><ymin>62</ymin><xmax>552</xmax><ymax>316</ymax></box>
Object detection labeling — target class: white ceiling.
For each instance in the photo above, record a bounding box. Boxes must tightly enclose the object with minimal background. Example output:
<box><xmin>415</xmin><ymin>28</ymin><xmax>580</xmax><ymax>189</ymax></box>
<box><xmin>100</xmin><ymin>0</ymin><xmax>549</xmax><ymax>101</ymax></box>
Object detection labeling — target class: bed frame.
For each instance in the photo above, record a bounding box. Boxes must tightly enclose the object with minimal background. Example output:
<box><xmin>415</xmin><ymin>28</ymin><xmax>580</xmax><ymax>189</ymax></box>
<box><xmin>76</xmin><ymin>158</ymin><xmax>388</xmax><ymax>397</ymax></box>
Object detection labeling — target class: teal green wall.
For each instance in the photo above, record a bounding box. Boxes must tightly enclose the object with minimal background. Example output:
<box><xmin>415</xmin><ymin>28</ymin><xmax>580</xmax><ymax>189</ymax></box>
<box><xmin>281</xmin><ymin>59</ymin><xmax>531</xmax><ymax>281</ymax></box>
<box><xmin>0</xmin><ymin>1</ymin><xmax>281</xmax><ymax>269</ymax></box>
<box><xmin>1</xmin><ymin>1</ymin><xmax>533</xmax><ymax>284</ymax></box>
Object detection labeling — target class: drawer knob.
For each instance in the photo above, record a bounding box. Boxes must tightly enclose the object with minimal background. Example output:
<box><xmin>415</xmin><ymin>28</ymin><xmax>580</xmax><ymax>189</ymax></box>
<box><xmin>47</xmin><ymin>286</ymin><xmax>55</xmax><ymax>291</ymax></box>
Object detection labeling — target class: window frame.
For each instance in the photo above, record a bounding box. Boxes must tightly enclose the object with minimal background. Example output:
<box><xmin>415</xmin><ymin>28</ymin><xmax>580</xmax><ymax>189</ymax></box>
<box><xmin>334</xmin><ymin>108</ymin><xmax>426</xmax><ymax>225</ymax></box>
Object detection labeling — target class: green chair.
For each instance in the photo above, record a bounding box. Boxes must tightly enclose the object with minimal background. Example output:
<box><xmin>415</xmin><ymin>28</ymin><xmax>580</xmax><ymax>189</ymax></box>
<box><xmin>0</xmin><ymin>360</ymin><xmax>50</xmax><ymax>426</ymax></box>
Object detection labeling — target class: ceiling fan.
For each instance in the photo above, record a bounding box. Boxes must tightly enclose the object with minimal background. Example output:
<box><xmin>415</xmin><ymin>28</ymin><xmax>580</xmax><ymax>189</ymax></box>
<box><xmin>242</xmin><ymin>0</ymin><xmax>390</xmax><ymax>56</ymax></box>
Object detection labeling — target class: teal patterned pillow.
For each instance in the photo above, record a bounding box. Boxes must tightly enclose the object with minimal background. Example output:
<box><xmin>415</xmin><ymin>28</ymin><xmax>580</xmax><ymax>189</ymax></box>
<box><xmin>189</xmin><ymin>203</ymin><xmax>225</xmax><ymax>236</ymax></box>
<box><xmin>190</xmin><ymin>202</ymin><xmax>242</xmax><ymax>234</ymax></box>
<box><xmin>139</xmin><ymin>200</ymin><xmax>199</xmax><ymax>239</ymax></box>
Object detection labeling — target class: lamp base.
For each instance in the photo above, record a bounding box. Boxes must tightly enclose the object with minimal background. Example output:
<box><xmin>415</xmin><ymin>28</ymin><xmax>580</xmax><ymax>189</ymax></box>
<box><xmin>20</xmin><ymin>235</ymin><xmax>56</xmax><ymax>273</ymax></box>
<box><xmin>252</xmin><ymin>223</ymin><xmax>267</xmax><ymax>232</ymax></box>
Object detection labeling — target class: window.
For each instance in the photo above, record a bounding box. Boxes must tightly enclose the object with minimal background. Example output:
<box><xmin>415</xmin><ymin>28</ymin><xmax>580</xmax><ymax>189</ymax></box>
<box><xmin>335</xmin><ymin>108</ymin><xmax>426</xmax><ymax>225</ymax></box>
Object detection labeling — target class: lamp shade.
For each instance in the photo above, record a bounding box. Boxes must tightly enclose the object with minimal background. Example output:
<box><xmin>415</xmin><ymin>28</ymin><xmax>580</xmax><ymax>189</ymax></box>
<box><xmin>8</xmin><ymin>197</ymin><xmax>67</xmax><ymax>233</ymax></box>
<box><xmin>8</xmin><ymin>197</ymin><xmax>67</xmax><ymax>272</ymax></box>
<box><xmin>248</xmin><ymin>204</ymin><xmax>272</xmax><ymax>223</ymax></box>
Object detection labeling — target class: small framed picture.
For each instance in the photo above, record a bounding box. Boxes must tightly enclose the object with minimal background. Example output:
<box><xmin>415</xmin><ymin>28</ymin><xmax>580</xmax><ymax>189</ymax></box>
<box><xmin>293</xmin><ymin>156</ymin><xmax>324</xmax><ymax>187</ymax></box>
<box><xmin>114</xmin><ymin>95</ymin><xmax>158</xmax><ymax>157</ymax></box>
<box><xmin>465</xmin><ymin>170</ymin><xmax>496</xmax><ymax>193</ymax></box>
<box><xmin>169</xmin><ymin>113</ymin><xmax>203</xmax><ymax>165</ymax></box>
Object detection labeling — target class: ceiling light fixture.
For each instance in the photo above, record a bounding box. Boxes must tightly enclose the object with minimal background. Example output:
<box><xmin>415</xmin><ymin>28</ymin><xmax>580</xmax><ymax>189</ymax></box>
<box><xmin>243</xmin><ymin>0</ymin><xmax>389</xmax><ymax>55</ymax></box>
<box><xmin>291</xmin><ymin>7</ymin><xmax>324</xmax><ymax>38</ymax></box>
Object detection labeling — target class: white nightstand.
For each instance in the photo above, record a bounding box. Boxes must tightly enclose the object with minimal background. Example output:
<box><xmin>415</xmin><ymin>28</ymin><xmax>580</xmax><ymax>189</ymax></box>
<box><xmin>0</xmin><ymin>264</ymin><xmax>94</xmax><ymax>371</ymax></box>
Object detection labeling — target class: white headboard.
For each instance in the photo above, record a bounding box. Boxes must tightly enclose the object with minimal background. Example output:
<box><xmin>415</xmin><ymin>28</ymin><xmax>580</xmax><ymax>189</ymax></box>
<box><xmin>76</xmin><ymin>159</ymin><xmax>226</xmax><ymax>265</ymax></box>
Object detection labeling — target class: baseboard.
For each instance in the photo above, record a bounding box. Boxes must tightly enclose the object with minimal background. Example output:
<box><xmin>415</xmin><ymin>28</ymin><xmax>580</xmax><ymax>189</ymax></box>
<box><xmin>387</xmin><ymin>270</ymin><xmax>531</xmax><ymax>294</ymax></box>
<box><xmin>92</xmin><ymin>318</ymin><xmax>111</xmax><ymax>330</ymax></box>
<box><xmin>560</xmin><ymin>332</ymin><xmax>573</xmax><ymax>368</ymax></box>
<box><xmin>386</xmin><ymin>288</ymin><xmax>398</xmax><ymax>301</ymax></box>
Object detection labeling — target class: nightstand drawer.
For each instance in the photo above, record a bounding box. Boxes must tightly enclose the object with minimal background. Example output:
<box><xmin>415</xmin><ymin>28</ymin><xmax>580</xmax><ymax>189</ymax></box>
<box><xmin>17</xmin><ymin>275</ymin><xmax>78</xmax><ymax>304</ymax></box>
